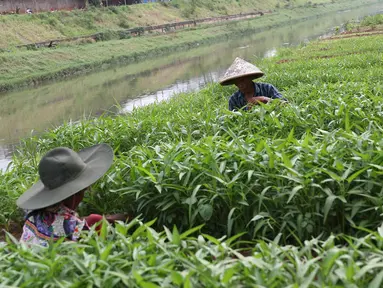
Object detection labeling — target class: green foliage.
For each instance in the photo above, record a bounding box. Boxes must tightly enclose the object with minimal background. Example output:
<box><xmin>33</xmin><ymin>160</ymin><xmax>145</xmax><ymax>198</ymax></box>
<box><xmin>88</xmin><ymin>0</ymin><xmax>102</xmax><ymax>6</ymax></box>
<box><xmin>0</xmin><ymin>12</ymin><xmax>383</xmax><ymax>287</ymax></box>
<box><xmin>2</xmin><ymin>219</ymin><xmax>383</xmax><ymax>286</ymax></box>
<box><xmin>2</xmin><ymin>34</ymin><xmax>382</xmax><ymax>244</ymax></box>
<box><xmin>118</xmin><ymin>19</ymin><xmax>130</xmax><ymax>29</ymax></box>
<box><xmin>361</xmin><ymin>14</ymin><xmax>383</xmax><ymax>27</ymax></box>
<box><xmin>94</xmin><ymin>30</ymin><xmax>120</xmax><ymax>41</ymax></box>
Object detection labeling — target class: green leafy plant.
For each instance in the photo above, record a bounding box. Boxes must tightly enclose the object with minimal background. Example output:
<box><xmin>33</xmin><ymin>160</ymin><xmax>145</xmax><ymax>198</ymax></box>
<box><xmin>2</xmin><ymin>32</ymin><xmax>383</xmax><ymax>244</ymax></box>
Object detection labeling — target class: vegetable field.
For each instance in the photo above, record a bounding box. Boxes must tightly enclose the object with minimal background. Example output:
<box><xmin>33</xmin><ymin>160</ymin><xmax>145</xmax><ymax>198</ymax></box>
<box><xmin>1</xmin><ymin>28</ymin><xmax>383</xmax><ymax>286</ymax></box>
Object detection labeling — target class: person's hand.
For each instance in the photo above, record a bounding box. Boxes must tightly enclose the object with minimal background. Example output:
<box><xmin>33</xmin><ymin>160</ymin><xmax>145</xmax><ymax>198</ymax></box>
<box><xmin>247</xmin><ymin>96</ymin><xmax>271</xmax><ymax>107</ymax></box>
<box><xmin>105</xmin><ymin>213</ymin><xmax>131</xmax><ymax>223</ymax></box>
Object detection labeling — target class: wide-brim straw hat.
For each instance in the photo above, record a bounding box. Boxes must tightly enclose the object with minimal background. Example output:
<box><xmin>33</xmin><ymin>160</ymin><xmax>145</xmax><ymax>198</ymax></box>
<box><xmin>219</xmin><ymin>57</ymin><xmax>264</xmax><ymax>86</ymax></box>
<box><xmin>17</xmin><ymin>144</ymin><xmax>114</xmax><ymax>210</ymax></box>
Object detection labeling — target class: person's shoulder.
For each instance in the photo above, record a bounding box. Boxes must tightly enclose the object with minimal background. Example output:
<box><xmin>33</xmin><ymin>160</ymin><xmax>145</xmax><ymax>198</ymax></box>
<box><xmin>229</xmin><ymin>90</ymin><xmax>241</xmax><ymax>100</ymax></box>
<box><xmin>256</xmin><ymin>82</ymin><xmax>276</xmax><ymax>88</ymax></box>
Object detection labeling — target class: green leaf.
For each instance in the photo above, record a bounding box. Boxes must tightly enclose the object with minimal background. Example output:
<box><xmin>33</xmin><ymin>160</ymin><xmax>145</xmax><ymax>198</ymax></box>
<box><xmin>355</xmin><ymin>264</ymin><xmax>383</xmax><ymax>280</ymax></box>
<box><xmin>225</xmin><ymin>232</ymin><xmax>246</xmax><ymax>246</ymax></box>
<box><xmin>100</xmin><ymin>243</ymin><xmax>113</xmax><ymax>261</ymax></box>
<box><xmin>163</xmin><ymin>226</ymin><xmax>173</xmax><ymax>242</ymax></box>
<box><xmin>155</xmin><ymin>184</ymin><xmax>162</xmax><ymax>193</ymax></box>
<box><xmin>347</xmin><ymin>167</ymin><xmax>368</xmax><ymax>183</ymax></box>
<box><xmin>321</xmin><ymin>169</ymin><xmax>342</xmax><ymax>182</ymax></box>
<box><xmin>136</xmin><ymin>166</ymin><xmax>156</xmax><ymax>182</ymax></box>
<box><xmin>172</xmin><ymin>225</ymin><xmax>181</xmax><ymax>245</ymax></box>
<box><xmin>222</xmin><ymin>267</ymin><xmax>236</xmax><ymax>284</ymax></box>
<box><xmin>140</xmin><ymin>282</ymin><xmax>160</xmax><ymax>288</ymax></box>
<box><xmin>282</xmin><ymin>152</ymin><xmax>292</xmax><ymax>168</ymax></box>
<box><xmin>202</xmin><ymin>234</ymin><xmax>221</xmax><ymax>245</ymax></box>
<box><xmin>323</xmin><ymin>195</ymin><xmax>337</xmax><ymax>224</ymax></box>
<box><xmin>171</xmin><ymin>271</ymin><xmax>183</xmax><ymax>286</ymax></box>
<box><xmin>378</xmin><ymin>223</ymin><xmax>383</xmax><ymax>238</ymax></box>
<box><xmin>323</xmin><ymin>250</ymin><xmax>343</xmax><ymax>276</ymax></box>
<box><xmin>199</xmin><ymin>204</ymin><xmax>213</xmax><ymax>221</ymax></box>
<box><xmin>183</xmin><ymin>196</ymin><xmax>197</xmax><ymax>205</ymax></box>
<box><xmin>247</xmin><ymin>170</ymin><xmax>254</xmax><ymax>182</ymax></box>
<box><xmin>184</xmin><ymin>274</ymin><xmax>192</xmax><ymax>288</ymax></box>
<box><xmin>345</xmin><ymin>109</ymin><xmax>350</xmax><ymax>132</ymax></box>
<box><xmin>287</xmin><ymin>185</ymin><xmax>303</xmax><ymax>204</ymax></box>
<box><xmin>133</xmin><ymin>271</ymin><xmax>144</xmax><ymax>283</ymax></box>
<box><xmin>227</xmin><ymin>208</ymin><xmax>236</xmax><ymax>236</ymax></box>
<box><xmin>180</xmin><ymin>224</ymin><xmax>205</xmax><ymax>239</ymax></box>
<box><xmin>368</xmin><ymin>270</ymin><xmax>383</xmax><ymax>288</ymax></box>
<box><xmin>100</xmin><ymin>217</ymin><xmax>108</xmax><ymax>241</ymax></box>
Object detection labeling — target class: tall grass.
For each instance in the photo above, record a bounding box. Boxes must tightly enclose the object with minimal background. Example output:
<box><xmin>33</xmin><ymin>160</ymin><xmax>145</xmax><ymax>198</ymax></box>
<box><xmin>2</xmin><ymin>34</ymin><xmax>382</xmax><ymax>244</ymax></box>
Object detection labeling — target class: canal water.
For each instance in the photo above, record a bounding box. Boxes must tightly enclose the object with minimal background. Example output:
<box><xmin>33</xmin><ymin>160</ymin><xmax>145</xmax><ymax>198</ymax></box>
<box><xmin>1</xmin><ymin>3</ymin><xmax>383</xmax><ymax>170</ymax></box>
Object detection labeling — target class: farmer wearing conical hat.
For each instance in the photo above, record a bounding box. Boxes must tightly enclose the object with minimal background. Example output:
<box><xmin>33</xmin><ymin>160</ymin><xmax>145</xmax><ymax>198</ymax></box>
<box><xmin>16</xmin><ymin>144</ymin><xmax>128</xmax><ymax>246</ymax></box>
<box><xmin>220</xmin><ymin>57</ymin><xmax>286</xmax><ymax>111</ymax></box>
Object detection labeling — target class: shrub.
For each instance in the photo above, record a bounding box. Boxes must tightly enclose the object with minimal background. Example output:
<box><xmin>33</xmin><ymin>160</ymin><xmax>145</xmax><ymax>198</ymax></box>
<box><xmin>118</xmin><ymin>19</ymin><xmax>130</xmax><ymax>29</ymax></box>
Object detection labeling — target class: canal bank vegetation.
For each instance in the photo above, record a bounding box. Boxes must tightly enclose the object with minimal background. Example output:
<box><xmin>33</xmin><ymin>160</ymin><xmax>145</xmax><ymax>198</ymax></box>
<box><xmin>0</xmin><ymin>0</ymin><xmax>380</xmax><ymax>93</ymax></box>
<box><xmin>344</xmin><ymin>13</ymin><xmax>383</xmax><ymax>32</ymax></box>
<box><xmin>1</xmin><ymin>0</ymin><xmax>338</xmax><ymax>47</ymax></box>
<box><xmin>1</xmin><ymin>25</ymin><xmax>383</xmax><ymax>286</ymax></box>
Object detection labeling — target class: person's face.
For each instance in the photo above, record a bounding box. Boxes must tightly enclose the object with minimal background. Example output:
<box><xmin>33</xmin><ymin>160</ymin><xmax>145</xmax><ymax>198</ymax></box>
<box><xmin>233</xmin><ymin>77</ymin><xmax>254</xmax><ymax>94</ymax></box>
<box><xmin>63</xmin><ymin>188</ymin><xmax>87</xmax><ymax>210</ymax></box>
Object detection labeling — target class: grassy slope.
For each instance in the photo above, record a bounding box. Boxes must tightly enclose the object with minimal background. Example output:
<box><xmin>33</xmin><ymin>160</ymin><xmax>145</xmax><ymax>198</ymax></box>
<box><xmin>0</xmin><ymin>0</ymin><xmax>336</xmax><ymax>47</ymax></box>
<box><xmin>0</xmin><ymin>0</ymin><xmax>378</xmax><ymax>92</ymax></box>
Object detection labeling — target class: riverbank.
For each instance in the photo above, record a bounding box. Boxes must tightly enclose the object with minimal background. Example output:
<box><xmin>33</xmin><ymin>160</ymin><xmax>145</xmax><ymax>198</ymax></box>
<box><xmin>1</xmin><ymin>18</ymin><xmax>383</xmax><ymax>287</ymax></box>
<box><xmin>0</xmin><ymin>0</ymin><xmax>380</xmax><ymax>93</ymax></box>
<box><xmin>0</xmin><ymin>0</ymin><xmax>336</xmax><ymax>47</ymax></box>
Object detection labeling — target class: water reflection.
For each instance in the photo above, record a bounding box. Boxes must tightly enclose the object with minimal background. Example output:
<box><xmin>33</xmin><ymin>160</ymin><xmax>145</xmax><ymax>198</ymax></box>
<box><xmin>1</xmin><ymin>2</ymin><xmax>382</xmax><ymax>170</ymax></box>
<box><xmin>121</xmin><ymin>71</ymin><xmax>222</xmax><ymax>112</ymax></box>
<box><xmin>264</xmin><ymin>48</ymin><xmax>277</xmax><ymax>58</ymax></box>
<box><xmin>0</xmin><ymin>144</ymin><xmax>13</xmax><ymax>171</ymax></box>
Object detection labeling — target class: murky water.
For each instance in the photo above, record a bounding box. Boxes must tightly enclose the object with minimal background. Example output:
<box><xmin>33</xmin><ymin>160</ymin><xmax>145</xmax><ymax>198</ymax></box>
<box><xmin>1</xmin><ymin>3</ymin><xmax>383</xmax><ymax>170</ymax></box>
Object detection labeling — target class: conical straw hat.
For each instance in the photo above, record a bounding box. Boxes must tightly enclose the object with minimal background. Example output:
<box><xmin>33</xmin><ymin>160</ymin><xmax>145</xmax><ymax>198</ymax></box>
<box><xmin>219</xmin><ymin>57</ymin><xmax>264</xmax><ymax>86</ymax></box>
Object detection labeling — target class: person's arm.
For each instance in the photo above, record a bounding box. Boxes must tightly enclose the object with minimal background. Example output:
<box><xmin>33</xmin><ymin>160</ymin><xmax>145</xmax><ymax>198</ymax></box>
<box><xmin>250</xmin><ymin>84</ymin><xmax>287</xmax><ymax>105</ymax></box>
<box><xmin>104</xmin><ymin>213</ymin><xmax>131</xmax><ymax>223</ymax></box>
<box><xmin>268</xmin><ymin>84</ymin><xmax>284</xmax><ymax>100</ymax></box>
<box><xmin>228</xmin><ymin>97</ymin><xmax>235</xmax><ymax>111</ymax></box>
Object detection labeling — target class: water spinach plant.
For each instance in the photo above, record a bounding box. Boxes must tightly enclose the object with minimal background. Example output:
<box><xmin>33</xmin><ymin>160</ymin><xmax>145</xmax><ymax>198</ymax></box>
<box><xmin>0</xmin><ymin>28</ymin><xmax>382</xmax><ymax>286</ymax></box>
<box><xmin>2</xmin><ymin>218</ymin><xmax>383</xmax><ymax>287</ymax></box>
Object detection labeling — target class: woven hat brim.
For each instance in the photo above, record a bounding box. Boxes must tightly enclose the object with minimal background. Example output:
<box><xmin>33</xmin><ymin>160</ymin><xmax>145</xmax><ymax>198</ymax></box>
<box><xmin>219</xmin><ymin>71</ymin><xmax>264</xmax><ymax>86</ymax></box>
<box><xmin>16</xmin><ymin>144</ymin><xmax>114</xmax><ymax>210</ymax></box>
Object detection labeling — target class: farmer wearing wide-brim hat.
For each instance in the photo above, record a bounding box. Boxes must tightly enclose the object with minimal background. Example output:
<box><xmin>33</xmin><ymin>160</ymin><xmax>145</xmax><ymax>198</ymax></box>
<box><xmin>220</xmin><ymin>57</ymin><xmax>286</xmax><ymax>111</ymax></box>
<box><xmin>17</xmin><ymin>144</ymin><xmax>127</xmax><ymax>246</ymax></box>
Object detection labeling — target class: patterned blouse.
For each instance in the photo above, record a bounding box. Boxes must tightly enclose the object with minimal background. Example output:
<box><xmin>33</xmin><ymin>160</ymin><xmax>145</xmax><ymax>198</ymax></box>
<box><xmin>20</xmin><ymin>204</ymin><xmax>86</xmax><ymax>247</ymax></box>
<box><xmin>228</xmin><ymin>82</ymin><xmax>286</xmax><ymax>111</ymax></box>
